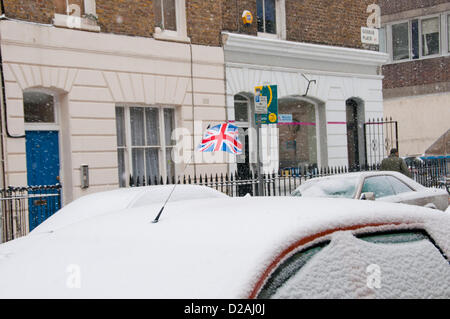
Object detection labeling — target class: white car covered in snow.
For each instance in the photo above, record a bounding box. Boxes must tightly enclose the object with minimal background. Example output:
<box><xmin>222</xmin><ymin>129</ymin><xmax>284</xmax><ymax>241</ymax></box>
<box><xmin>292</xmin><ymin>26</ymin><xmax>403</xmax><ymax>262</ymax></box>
<box><xmin>291</xmin><ymin>171</ymin><xmax>449</xmax><ymax>211</ymax></box>
<box><xmin>0</xmin><ymin>185</ymin><xmax>449</xmax><ymax>299</ymax></box>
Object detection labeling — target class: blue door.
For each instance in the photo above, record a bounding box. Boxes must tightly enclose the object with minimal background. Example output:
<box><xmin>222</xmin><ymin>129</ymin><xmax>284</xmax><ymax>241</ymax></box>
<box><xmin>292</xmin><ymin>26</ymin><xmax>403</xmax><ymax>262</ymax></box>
<box><xmin>26</xmin><ymin>131</ymin><xmax>61</xmax><ymax>230</ymax></box>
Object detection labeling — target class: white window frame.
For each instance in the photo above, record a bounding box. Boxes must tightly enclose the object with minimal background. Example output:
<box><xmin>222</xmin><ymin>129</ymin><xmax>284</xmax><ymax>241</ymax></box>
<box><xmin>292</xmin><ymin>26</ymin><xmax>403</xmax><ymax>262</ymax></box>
<box><xmin>153</xmin><ymin>0</ymin><xmax>190</xmax><ymax>43</ymax></box>
<box><xmin>386</xmin><ymin>13</ymin><xmax>445</xmax><ymax>63</ymax></box>
<box><xmin>116</xmin><ymin>105</ymin><xmax>176</xmax><ymax>186</ymax></box>
<box><xmin>257</xmin><ymin>0</ymin><xmax>286</xmax><ymax>40</ymax></box>
<box><xmin>23</xmin><ymin>89</ymin><xmax>60</xmax><ymax>131</ymax></box>
<box><xmin>53</xmin><ymin>0</ymin><xmax>100</xmax><ymax>32</ymax></box>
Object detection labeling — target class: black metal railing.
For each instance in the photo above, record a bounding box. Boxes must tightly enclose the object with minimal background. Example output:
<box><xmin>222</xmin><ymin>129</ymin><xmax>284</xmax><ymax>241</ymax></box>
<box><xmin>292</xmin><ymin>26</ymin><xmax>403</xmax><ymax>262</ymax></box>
<box><xmin>1</xmin><ymin>185</ymin><xmax>61</xmax><ymax>243</ymax></box>
<box><xmin>129</xmin><ymin>159</ymin><xmax>449</xmax><ymax>197</ymax></box>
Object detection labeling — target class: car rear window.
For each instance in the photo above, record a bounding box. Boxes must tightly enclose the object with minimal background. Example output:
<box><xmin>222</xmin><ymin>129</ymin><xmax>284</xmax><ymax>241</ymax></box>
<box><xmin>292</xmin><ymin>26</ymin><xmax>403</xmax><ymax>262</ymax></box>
<box><xmin>258</xmin><ymin>229</ymin><xmax>450</xmax><ymax>299</ymax></box>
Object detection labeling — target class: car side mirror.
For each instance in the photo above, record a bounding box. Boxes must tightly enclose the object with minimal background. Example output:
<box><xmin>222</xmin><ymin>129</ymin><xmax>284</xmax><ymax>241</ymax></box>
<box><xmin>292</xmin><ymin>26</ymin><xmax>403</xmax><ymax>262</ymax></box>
<box><xmin>360</xmin><ymin>192</ymin><xmax>375</xmax><ymax>201</ymax></box>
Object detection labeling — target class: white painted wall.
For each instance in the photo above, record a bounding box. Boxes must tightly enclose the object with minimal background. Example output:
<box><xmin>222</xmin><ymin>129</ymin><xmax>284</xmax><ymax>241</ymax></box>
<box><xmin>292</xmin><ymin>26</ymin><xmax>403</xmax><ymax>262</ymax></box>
<box><xmin>225</xmin><ymin>65</ymin><xmax>385</xmax><ymax>169</ymax></box>
<box><xmin>0</xmin><ymin>20</ymin><xmax>227</xmax><ymax>206</ymax></box>
<box><xmin>384</xmin><ymin>92</ymin><xmax>450</xmax><ymax>157</ymax></box>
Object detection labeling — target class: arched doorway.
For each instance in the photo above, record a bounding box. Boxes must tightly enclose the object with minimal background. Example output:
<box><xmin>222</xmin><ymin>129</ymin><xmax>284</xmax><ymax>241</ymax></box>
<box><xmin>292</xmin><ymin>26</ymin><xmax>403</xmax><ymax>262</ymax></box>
<box><xmin>346</xmin><ymin>97</ymin><xmax>366</xmax><ymax>169</ymax></box>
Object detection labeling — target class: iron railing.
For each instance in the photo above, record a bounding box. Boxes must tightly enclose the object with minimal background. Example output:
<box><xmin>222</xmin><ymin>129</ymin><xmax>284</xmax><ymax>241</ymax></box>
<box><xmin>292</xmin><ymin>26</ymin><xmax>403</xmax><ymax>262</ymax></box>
<box><xmin>1</xmin><ymin>185</ymin><xmax>61</xmax><ymax>243</ymax></box>
<box><xmin>129</xmin><ymin>159</ymin><xmax>449</xmax><ymax>196</ymax></box>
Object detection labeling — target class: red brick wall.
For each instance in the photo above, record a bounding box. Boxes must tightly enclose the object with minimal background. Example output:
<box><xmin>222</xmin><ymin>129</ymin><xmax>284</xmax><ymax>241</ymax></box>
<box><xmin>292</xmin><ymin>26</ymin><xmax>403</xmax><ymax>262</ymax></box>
<box><xmin>285</xmin><ymin>0</ymin><xmax>376</xmax><ymax>49</ymax></box>
<box><xmin>2</xmin><ymin>0</ymin><xmax>54</xmax><ymax>24</ymax></box>
<box><xmin>2</xmin><ymin>0</ymin><xmax>378</xmax><ymax>49</ymax></box>
<box><xmin>383</xmin><ymin>56</ymin><xmax>450</xmax><ymax>90</ymax></box>
<box><xmin>379</xmin><ymin>0</ymin><xmax>448</xmax><ymax>16</ymax></box>
<box><xmin>186</xmin><ymin>0</ymin><xmax>223</xmax><ymax>46</ymax></box>
<box><xmin>96</xmin><ymin>0</ymin><xmax>154</xmax><ymax>38</ymax></box>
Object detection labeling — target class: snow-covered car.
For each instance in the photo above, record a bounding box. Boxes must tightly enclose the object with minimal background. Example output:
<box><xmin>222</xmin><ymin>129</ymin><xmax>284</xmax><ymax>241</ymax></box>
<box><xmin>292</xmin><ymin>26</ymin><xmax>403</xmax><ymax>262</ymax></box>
<box><xmin>0</xmin><ymin>195</ymin><xmax>449</xmax><ymax>299</ymax></box>
<box><xmin>291</xmin><ymin>171</ymin><xmax>448</xmax><ymax>211</ymax></box>
<box><xmin>31</xmin><ymin>185</ymin><xmax>228</xmax><ymax>234</ymax></box>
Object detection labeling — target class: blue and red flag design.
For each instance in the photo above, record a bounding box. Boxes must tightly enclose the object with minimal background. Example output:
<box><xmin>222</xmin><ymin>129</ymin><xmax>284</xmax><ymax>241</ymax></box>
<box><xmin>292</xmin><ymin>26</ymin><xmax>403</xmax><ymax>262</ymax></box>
<box><xmin>198</xmin><ymin>123</ymin><xmax>243</xmax><ymax>154</ymax></box>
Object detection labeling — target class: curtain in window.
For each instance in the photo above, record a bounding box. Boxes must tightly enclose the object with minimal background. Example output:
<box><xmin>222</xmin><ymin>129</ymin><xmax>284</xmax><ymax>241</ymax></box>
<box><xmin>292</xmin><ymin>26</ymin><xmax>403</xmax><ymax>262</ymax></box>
<box><xmin>421</xmin><ymin>17</ymin><xmax>440</xmax><ymax>56</ymax></box>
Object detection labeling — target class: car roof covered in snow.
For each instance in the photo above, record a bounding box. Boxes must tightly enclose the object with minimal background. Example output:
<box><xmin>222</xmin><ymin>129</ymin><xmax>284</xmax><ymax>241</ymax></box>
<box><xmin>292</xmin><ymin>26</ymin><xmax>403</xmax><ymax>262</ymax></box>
<box><xmin>0</xmin><ymin>196</ymin><xmax>449</xmax><ymax>299</ymax></box>
<box><xmin>31</xmin><ymin>185</ymin><xmax>228</xmax><ymax>234</ymax></box>
<box><xmin>299</xmin><ymin>171</ymin><xmax>427</xmax><ymax>189</ymax></box>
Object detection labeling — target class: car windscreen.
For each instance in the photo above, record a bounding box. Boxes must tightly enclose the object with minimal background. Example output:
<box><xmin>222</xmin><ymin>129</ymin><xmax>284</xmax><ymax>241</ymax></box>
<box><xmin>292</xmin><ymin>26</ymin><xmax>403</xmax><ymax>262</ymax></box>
<box><xmin>292</xmin><ymin>176</ymin><xmax>359</xmax><ymax>199</ymax></box>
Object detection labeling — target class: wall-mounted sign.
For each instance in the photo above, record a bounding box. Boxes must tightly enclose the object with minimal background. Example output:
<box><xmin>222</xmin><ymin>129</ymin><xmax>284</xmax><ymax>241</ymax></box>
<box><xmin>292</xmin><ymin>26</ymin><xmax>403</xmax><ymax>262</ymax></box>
<box><xmin>254</xmin><ymin>95</ymin><xmax>268</xmax><ymax>114</ymax></box>
<box><xmin>254</xmin><ymin>85</ymin><xmax>278</xmax><ymax>124</ymax></box>
<box><xmin>361</xmin><ymin>27</ymin><xmax>379</xmax><ymax>45</ymax></box>
<box><xmin>279</xmin><ymin>114</ymin><xmax>293</xmax><ymax>123</ymax></box>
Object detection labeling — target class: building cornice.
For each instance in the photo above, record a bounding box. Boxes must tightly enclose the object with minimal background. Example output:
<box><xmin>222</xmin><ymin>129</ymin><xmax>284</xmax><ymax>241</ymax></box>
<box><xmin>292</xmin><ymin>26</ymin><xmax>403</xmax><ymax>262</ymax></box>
<box><xmin>222</xmin><ymin>32</ymin><xmax>389</xmax><ymax>68</ymax></box>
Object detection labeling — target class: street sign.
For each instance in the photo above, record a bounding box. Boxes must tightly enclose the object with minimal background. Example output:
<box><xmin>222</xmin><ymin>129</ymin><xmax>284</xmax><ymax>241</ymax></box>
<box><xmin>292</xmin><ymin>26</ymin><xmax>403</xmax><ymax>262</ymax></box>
<box><xmin>361</xmin><ymin>27</ymin><xmax>379</xmax><ymax>45</ymax></box>
<box><xmin>254</xmin><ymin>85</ymin><xmax>278</xmax><ymax>124</ymax></box>
<box><xmin>254</xmin><ymin>95</ymin><xmax>268</xmax><ymax>114</ymax></box>
<box><xmin>279</xmin><ymin>114</ymin><xmax>293</xmax><ymax>123</ymax></box>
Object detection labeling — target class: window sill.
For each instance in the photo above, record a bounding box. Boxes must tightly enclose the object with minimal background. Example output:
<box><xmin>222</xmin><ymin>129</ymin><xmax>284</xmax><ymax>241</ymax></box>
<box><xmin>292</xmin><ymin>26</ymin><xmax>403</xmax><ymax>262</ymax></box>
<box><xmin>386</xmin><ymin>53</ymin><xmax>446</xmax><ymax>65</ymax></box>
<box><xmin>257</xmin><ymin>32</ymin><xmax>280</xmax><ymax>40</ymax></box>
<box><xmin>153</xmin><ymin>28</ymin><xmax>190</xmax><ymax>44</ymax></box>
<box><xmin>53</xmin><ymin>13</ymin><xmax>101</xmax><ymax>32</ymax></box>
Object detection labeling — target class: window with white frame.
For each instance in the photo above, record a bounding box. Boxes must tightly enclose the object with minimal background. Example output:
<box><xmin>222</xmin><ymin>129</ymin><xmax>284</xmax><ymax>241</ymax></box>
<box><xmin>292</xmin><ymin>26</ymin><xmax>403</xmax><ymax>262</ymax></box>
<box><xmin>388</xmin><ymin>14</ymin><xmax>443</xmax><ymax>62</ymax></box>
<box><xmin>153</xmin><ymin>0</ymin><xmax>189</xmax><ymax>42</ymax></box>
<box><xmin>257</xmin><ymin>0</ymin><xmax>277</xmax><ymax>34</ymax></box>
<box><xmin>256</xmin><ymin>0</ymin><xmax>286</xmax><ymax>39</ymax></box>
<box><xmin>53</xmin><ymin>0</ymin><xmax>100</xmax><ymax>32</ymax></box>
<box><xmin>421</xmin><ymin>17</ymin><xmax>440</xmax><ymax>56</ymax></box>
<box><xmin>115</xmin><ymin>106</ymin><xmax>176</xmax><ymax>187</ymax></box>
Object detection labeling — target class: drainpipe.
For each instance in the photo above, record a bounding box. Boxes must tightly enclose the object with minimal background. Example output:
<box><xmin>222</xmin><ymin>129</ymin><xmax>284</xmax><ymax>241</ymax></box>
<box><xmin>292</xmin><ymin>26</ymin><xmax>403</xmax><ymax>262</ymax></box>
<box><xmin>189</xmin><ymin>42</ymin><xmax>197</xmax><ymax>177</ymax></box>
<box><xmin>0</xmin><ymin>10</ymin><xmax>25</xmax><ymax>191</ymax></box>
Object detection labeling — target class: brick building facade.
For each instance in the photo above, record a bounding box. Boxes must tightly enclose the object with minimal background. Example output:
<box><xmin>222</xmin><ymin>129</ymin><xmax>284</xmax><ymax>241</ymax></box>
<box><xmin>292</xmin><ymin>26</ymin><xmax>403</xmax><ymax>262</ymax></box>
<box><xmin>379</xmin><ymin>0</ymin><xmax>450</xmax><ymax>156</ymax></box>
<box><xmin>0</xmin><ymin>0</ymin><xmax>388</xmax><ymax>234</ymax></box>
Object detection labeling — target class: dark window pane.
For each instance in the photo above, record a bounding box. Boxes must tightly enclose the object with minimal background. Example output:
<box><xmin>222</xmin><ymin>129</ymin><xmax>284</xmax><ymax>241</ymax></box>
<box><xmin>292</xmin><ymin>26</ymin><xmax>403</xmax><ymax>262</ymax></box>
<box><xmin>264</xmin><ymin>0</ymin><xmax>276</xmax><ymax>34</ymax></box>
<box><xmin>163</xmin><ymin>0</ymin><xmax>177</xmax><ymax>31</ymax></box>
<box><xmin>165</xmin><ymin>147</ymin><xmax>175</xmax><ymax>179</ymax></box>
<box><xmin>164</xmin><ymin>108</ymin><xmax>175</xmax><ymax>146</ymax></box>
<box><xmin>234</xmin><ymin>101</ymin><xmax>248</xmax><ymax>122</ymax></box>
<box><xmin>115</xmin><ymin>107</ymin><xmax>126</xmax><ymax>147</ymax></box>
<box><xmin>392</xmin><ymin>23</ymin><xmax>409</xmax><ymax>60</ymax></box>
<box><xmin>132</xmin><ymin>148</ymin><xmax>145</xmax><ymax>179</ymax></box>
<box><xmin>117</xmin><ymin>148</ymin><xmax>126</xmax><ymax>187</ymax></box>
<box><xmin>130</xmin><ymin>107</ymin><xmax>145</xmax><ymax>146</ymax></box>
<box><xmin>422</xmin><ymin>17</ymin><xmax>440</xmax><ymax>56</ymax></box>
<box><xmin>145</xmin><ymin>108</ymin><xmax>159</xmax><ymax>146</ymax></box>
<box><xmin>145</xmin><ymin>148</ymin><xmax>160</xmax><ymax>180</ymax></box>
<box><xmin>411</xmin><ymin>20</ymin><xmax>419</xmax><ymax>59</ymax></box>
<box><xmin>257</xmin><ymin>0</ymin><xmax>264</xmax><ymax>32</ymax></box>
<box><xmin>154</xmin><ymin>0</ymin><xmax>163</xmax><ymax>28</ymax></box>
<box><xmin>24</xmin><ymin>91</ymin><xmax>55</xmax><ymax>123</ymax></box>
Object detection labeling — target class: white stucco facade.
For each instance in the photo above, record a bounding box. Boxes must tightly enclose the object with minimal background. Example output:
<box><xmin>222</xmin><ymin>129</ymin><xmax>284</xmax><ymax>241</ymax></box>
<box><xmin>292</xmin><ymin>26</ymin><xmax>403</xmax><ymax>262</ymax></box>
<box><xmin>223</xmin><ymin>33</ymin><xmax>389</xmax><ymax>171</ymax></box>
<box><xmin>0</xmin><ymin>19</ymin><xmax>227</xmax><ymax>204</ymax></box>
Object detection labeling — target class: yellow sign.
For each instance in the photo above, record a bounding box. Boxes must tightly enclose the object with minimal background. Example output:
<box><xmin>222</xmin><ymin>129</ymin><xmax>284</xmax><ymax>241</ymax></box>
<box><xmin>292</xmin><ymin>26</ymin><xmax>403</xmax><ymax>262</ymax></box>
<box><xmin>268</xmin><ymin>113</ymin><xmax>277</xmax><ymax>123</ymax></box>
